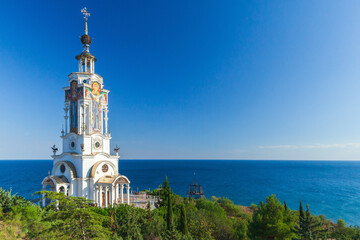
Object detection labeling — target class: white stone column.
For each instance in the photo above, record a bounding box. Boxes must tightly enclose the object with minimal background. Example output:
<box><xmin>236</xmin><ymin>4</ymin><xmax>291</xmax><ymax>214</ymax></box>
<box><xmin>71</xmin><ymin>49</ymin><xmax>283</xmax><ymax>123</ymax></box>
<box><xmin>70</xmin><ymin>183</ymin><xmax>73</xmax><ymax>196</ymax></box>
<box><xmin>105</xmin><ymin>186</ymin><xmax>108</xmax><ymax>208</ymax></box>
<box><xmin>97</xmin><ymin>187</ymin><xmax>100</xmax><ymax>206</ymax></box>
<box><xmin>99</xmin><ymin>186</ymin><xmax>103</xmax><ymax>207</ymax></box>
<box><xmin>85</xmin><ymin>105</ymin><xmax>88</xmax><ymax>135</ymax></box>
<box><xmin>115</xmin><ymin>184</ymin><xmax>119</xmax><ymax>204</ymax></box>
<box><xmin>42</xmin><ymin>187</ymin><xmax>46</xmax><ymax>207</ymax></box>
<box><xmin>89</xmin><ymin>60</ymin><xmax>91</xmax><ymax>73</ymax></box>
<box><xmin>104</xmin><ymin>107</ymin><xmax>108</xmax><ymax>136</ymax></box>
<box><xmin>81</xmin><ymin>103</ymin><xmax>85</xmax><ymax>135</ymax></box>
<box><xmin>120</xmin><ymin>184</ymin><xmax>124</xmax><ymax>204</ymax></box>
<box><xmin>94</xmin><ymin>187</ymin><xmax>98</xmax><ymax>205</ymax></box>
<box><xmin>113</xmin><ymin>186</ymin><xmax>116</xmax><ymax>204</ymax></box>
<box><xmin>64</xmin><ymin>105</ymin><xmax>69</xmax><ymax>135</ymax></box>
<box><xmin>84</xmin><ymin>58</ymin><xmax>88</xmax><ymax>73</ymax></box>
<box><xmin>77</xmin><ymin>179</ymin><xmax>82</xmax><ymax>198</ymax></box>
<box><xmin>110</xmin><ymin>186</ymin><xmax>113</xmax><ymax>206</ymax></box>
<box><xmin>126</xmin><ymin>184</ymin><xmax>130</xmax><ymax>205</ymax></box>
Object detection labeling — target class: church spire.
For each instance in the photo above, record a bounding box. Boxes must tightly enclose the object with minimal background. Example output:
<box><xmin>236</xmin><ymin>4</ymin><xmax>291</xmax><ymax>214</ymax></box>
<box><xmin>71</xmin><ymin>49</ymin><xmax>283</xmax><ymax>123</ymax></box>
<box><xmin>76</xmin><ymin>7</ymin><xmax>96</xmax><ymax>73</ymax></box>
<box><xmin>80</xmin><ymin>7</ymin><xmax>91</xmax><ymax>53</ymax></box>
<box><xmin>85</xmin><ymin>19</ymin><xmax>88</xmax><ymax>35</ymax></box>
<box><xmin>82</xmin><ymin>7</ymin><xmax>90</xmax><ymax>35</ymax></box>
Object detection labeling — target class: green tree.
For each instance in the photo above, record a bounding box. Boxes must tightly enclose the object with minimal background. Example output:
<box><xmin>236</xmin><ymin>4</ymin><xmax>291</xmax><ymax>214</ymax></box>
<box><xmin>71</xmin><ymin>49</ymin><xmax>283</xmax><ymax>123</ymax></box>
<box><xmin>331</xmin><ymin>221</ymin><xmax>360</xmax><ymax>240</ymax></box>
<box><xmin>187</xmin><ymin>206</ymin><xmax>215</xmax><ymax>240</ymax></box>
<box><xmin>160</xmin><ymin>176</ymin><xmax>173</xmax><ymax>208</ymax></box>
<box><xmin>249</xmin><ymin>194</ymin><xmax>296</xmax><ymax>240</ymax></box>
<box><xmin>195</xmin><ymin>198</ymin><xmax>234</xmax><ymax>240</ymax></box>
<box><xmin>38</xmin><ymin>191</ymin><xmax>111</xmax><ymax>240</ymax></box>
<box><xmin>215</xmin><ymin>197</ymin><xmax>252</xmax><ymax>221</ymax></box>
<box><xmin>0</xmin><ymin>188</ymin><xmax>30</xmax><ymax>213</ymax></box>
<box><xmin>112</xmin><ymin>204</ymin><xmax>144</xmax><ymax>240</ymax></box>
<box><xmin>164</xmin><ymin>228</ymin><xmax>183</xmax><ymax>240</ymax></box>
<box><xmin>293</xmin><ymin>203</ymin><xmax>327</xmax><ymax>240</ymax></box>
<box><xmin>232</xmin><ymin>218</ymin><xmax>249</xmax><ymax>240</ymax></box>
<box><xmin>167</xmin><ymin>189</ymin><xmax>174</xmax><ymax>231</ymax></box>
<box><xmin>299</xmin><ymin>201</ymin><xmax>305</xmax><ymax>222</ymax></box>
<box><xmin>180</xmin><ymin>204</ymin><xmax>188</xmax><ymax>235</ymax></box>
<box><xmin>11</xmin><ymin>204</ymin><xmax>45</xmax><ymax>239</ymax></box>
<box><xmin>142</xmin><ymin>209</ymin><xmax>166</xmax><ymax>240</ymax></box>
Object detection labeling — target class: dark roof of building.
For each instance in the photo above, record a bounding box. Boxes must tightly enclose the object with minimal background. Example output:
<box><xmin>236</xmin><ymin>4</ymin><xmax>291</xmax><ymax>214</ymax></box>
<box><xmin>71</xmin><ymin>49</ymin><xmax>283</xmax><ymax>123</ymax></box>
<box><xmin>75</xmin><ymin>52</ymin><xmax>97</xmax><ymax>61</ymax></box>
<box><xmin>51</xmin><ymin>175</ymin><xmax>69</xmax><ymax>184</ymax></box>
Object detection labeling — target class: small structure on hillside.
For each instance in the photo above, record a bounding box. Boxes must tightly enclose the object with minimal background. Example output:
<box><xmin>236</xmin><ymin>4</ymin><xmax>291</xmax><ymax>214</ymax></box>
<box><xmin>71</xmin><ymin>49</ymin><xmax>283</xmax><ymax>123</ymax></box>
<box><xmin>187</xmin><ymin>174</ymin><xmax>205</xmax><ymax>199</ymax></box>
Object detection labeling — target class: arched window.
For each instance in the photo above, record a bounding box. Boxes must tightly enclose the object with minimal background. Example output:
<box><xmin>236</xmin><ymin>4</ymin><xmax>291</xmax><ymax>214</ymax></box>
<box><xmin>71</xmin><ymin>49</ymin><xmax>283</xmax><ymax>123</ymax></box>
<box><xmin>59</xmin><ymin>186</ymin><xmax>65</xmax><ymax>193</ymax></box>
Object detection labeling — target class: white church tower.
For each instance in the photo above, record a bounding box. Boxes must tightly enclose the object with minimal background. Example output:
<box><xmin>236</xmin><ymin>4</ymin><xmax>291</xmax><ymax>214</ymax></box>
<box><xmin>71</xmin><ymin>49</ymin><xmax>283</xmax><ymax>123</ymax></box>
<box><xmin>41</xmin><ymin>8</ymin><xmax>131</xmax><ymax>207</ymax></box>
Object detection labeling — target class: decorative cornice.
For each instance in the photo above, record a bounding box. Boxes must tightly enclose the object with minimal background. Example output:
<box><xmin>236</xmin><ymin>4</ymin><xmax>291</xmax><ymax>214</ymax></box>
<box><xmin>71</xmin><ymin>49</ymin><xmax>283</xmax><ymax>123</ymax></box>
<box><xmin>68</xmin><ymin>72</ymin><xmax>103</xmax><ymax>79</ymax></box>
<box><xmin>60</xmin><ymin>132</ymin><xmax>111</xmax><ymax>140</ymax></box>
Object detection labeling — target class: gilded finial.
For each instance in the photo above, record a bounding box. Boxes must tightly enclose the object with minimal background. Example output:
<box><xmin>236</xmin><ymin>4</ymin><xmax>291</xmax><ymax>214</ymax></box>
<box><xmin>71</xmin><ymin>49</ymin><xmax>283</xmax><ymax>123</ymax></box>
<box><xmin>81</xmin><ymin>7</ymin><xmax>90</xmax><ymax>35</ymax></box>
<box><xmin>81</xmin><ymin>7</ymin><xmax>90</xmax><ymax>20</ymax></box>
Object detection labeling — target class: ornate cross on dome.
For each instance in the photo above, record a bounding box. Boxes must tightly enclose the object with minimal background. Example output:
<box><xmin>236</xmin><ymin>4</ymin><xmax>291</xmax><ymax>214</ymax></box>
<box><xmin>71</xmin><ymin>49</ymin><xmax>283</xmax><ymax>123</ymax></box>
<box><xmin>81</xmin><ymin>7</ymin><xmax>90</xmax><ymax>35</ymax></box>
<box><xmin>81</xmin><ymin>7</ymin><xmax>90</xmax><ymax>20</ymax></box>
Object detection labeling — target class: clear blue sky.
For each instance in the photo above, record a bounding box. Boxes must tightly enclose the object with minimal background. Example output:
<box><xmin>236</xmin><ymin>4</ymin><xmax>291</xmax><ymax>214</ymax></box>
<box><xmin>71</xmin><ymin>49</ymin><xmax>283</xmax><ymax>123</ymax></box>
<box><xmin>2</xmin><ymin>0</ymin><xmax>360</xmax><ymax>160</ymax></box>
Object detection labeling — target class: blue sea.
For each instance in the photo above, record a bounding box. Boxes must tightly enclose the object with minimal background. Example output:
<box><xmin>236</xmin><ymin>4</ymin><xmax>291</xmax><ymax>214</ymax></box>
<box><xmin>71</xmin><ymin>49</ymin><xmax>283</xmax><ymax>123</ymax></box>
<box><xmin>0</xmin><ymin>160</ymin><xmax>360</xmax><ymax>225</ymax></box>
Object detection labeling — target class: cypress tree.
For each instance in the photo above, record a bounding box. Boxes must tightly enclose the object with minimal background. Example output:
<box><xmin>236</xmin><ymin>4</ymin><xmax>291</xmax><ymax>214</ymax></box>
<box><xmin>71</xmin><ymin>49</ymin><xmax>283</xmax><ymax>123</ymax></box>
<box><xmin>161</xmin><ymin>176</ymin><xmax>172</xmax><ymax>208</ymax></box>
<box><xmin>294</xmin><ymin>200</ymin><xmax>307</xmax><ymax>238</ymax></box>
<box><xmin>284</xmin><ymin>201</ymin><xmax>288</xmax><ymax>211</ymax></box>
<box><xmin>180</xmin><ymin>204</ymin><xmax>188</xmax><ymax>235</ymax></box>
<box><xmin>164</xmin><ymin>176</ymin><xmax>170</xmax><ymax>190</ymax></box>
<box><xmin>166</xmin><ymin>189</ymin><xmax>173</xmax><ymax>231</ymax></box>
<box><xmin>146</xmin><ymin>201</ymin><xmax>151</xmax><ymax>221</ymax></box>
<box><xmin>299</xmin><ymin>200</ymin><xmax>304</xmax><ymax>219</ymax></box>
<box><xmin>293</xmin><ymin>202</ymin><xmax>327</xmax><ymax>239</ymax></box>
